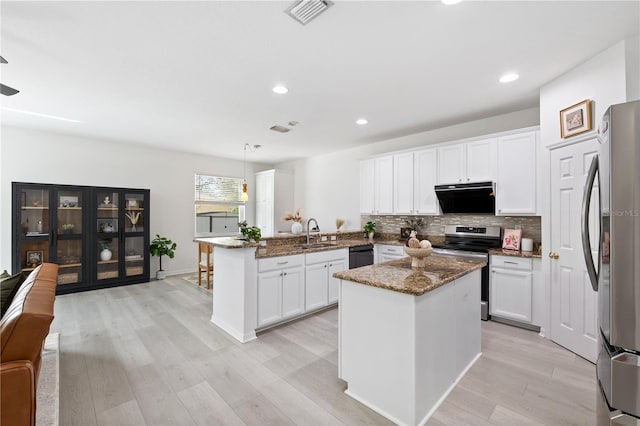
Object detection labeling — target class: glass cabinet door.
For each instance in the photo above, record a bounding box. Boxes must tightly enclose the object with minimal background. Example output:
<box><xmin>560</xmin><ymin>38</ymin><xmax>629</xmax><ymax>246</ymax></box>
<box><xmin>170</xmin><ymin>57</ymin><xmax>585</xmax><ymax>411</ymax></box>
<box><xmin>125</xmin><ymin>236</ymin><xmax>145</xmax><ymax>277</ymax></box>
<box><xmin>55</xmin><ymin>189</ymin><xmax>85</xmax><ymax>286</ymax></box>
<box><xmin>19</xmin><ymin>187</ymin><xmax>50</xmax><ymax>273</ymax></box>
<box><xmin>97</xmin><ymin>237</ymin><xmax>120</xmax><ymax>281</ymax></box>
<box><xmin>124</xmin><ymin>192</ymin><xmax>145</xmax><ymax>233</ymax></box>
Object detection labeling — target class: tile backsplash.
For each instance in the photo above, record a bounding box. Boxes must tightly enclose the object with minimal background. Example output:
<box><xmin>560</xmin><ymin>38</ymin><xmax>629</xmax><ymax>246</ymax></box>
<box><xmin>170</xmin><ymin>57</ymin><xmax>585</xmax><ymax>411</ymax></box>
<box><xmin>361</xmin><ymin>214</ymin><xmax>542</xmax><ymax>243</ymax></box>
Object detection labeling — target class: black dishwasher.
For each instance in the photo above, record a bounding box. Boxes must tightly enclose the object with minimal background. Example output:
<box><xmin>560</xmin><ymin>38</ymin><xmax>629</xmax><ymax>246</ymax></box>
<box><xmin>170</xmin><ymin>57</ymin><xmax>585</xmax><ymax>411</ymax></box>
<box><xmin>349</xmin><ymin>244</ymin><xmax>374</xmax><ymax>269</ymax></box>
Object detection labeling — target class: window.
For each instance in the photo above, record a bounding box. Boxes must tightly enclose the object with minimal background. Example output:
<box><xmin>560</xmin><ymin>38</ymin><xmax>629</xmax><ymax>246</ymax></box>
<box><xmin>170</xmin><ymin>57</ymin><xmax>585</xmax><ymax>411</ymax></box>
<box><xmin>195</xmin><ymin>174</ymin><xmax>245</xmax><ymax>236</ymax></box>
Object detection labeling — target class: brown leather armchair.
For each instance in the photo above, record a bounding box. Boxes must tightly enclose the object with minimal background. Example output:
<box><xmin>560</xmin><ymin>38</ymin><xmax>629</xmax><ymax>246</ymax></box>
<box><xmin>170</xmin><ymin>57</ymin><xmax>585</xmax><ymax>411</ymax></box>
<box><xmin>1</xmin><ymin>263</ymin><xmax>58</xmax><ymax>426</ymax></box>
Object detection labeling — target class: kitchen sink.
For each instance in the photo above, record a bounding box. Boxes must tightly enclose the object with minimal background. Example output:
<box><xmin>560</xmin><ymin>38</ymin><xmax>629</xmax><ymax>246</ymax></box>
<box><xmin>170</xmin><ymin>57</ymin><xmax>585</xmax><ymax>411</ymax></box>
<box><xmin>293</xmin><ymin>243</ymin><xmax>335</xmax><ymax>250</ymax></box>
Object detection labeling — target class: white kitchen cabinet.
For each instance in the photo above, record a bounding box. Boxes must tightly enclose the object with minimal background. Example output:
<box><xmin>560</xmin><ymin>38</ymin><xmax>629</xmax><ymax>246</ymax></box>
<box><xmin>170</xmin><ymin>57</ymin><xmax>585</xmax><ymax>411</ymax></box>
<box><xmin>437</xmin><ymin>139</ymin><xmax>496</xmax><ymax>184</ymax></box>
<box><xmin>375</xmin><ymin>244</ymin><xmax>407</xmax><ymax>264</ymax></box>
<box><xmin>257</xmin><ymin>254</ymin><xmax>304</xmax><ymax>328</ymax></box>
<box><xmin>490</xmin><ymin>255</ymin><xmax>533</xmax><ymax>324</ymax></box>
<box><xmin>374</xmin><ymin>156</ymin><xmax>394</xmax><ymax>214</ymax></box>
<box><xmin>305</xmin><ymin>249</ymin><xmax>348</xmax><ymax>309</ymax></box>
<box><xmin>359</xmin><ymin>159</ymin><xmax>375</xmax><ymax>214</ymax></box>
<box><xmin>437</xmin><ymin>144</ymin><xmax>465</xmax><ymax>184</ymax></box>
<box><xmin>255</xmin><ymin>169</ymin><xmax>294</xmax><ymax>237</ymax></box>
<box><xmin>413</xmin><ymin>148</ymin><xmax>439</xmax><ymax>215</ymax></box>
<box><xmin>393</xmin><ymin>152</ymin><xmax>414</xmax><ymax>214</ymax></box>
<box><xmin>360</xmin><ymin>156</ymin><xmax>393</xmax><ymax>214</ymax></box>
<box><xmin>495</xmin><ymin>131</ymin><xmax>538</xmax><ymax>215</ymax></box>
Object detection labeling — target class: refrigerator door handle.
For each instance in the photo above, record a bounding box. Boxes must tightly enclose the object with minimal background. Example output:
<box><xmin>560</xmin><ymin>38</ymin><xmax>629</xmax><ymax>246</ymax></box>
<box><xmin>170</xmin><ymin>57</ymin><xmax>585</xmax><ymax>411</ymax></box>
<box><xmin>581</xmin><ymin>155</ymin><xmax>600</xmax><ymax>292</ymax></box>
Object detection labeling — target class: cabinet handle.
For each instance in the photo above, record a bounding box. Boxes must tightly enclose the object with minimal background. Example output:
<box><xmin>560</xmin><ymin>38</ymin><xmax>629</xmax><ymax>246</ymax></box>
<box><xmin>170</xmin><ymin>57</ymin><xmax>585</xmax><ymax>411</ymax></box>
<box><xmin>504</xmin><ymin>261</ymin><xmax>519</xmax><ymax>265</ymax></box>
<box><xmin>277</xmin><ymin>261</ymin><xmax>289</xmax><ymax>265</ymax></box>
<box><xmin>467</xmin><ymin>178</ymin><xmax>470</xmax><ymax>181</ymax></box>
<box><xmin>283</xmin><ymin>272</ymin><xmax>287</xmax><ymax>276</ymax></box>
<box><xmin>324</xmin><ymin>264</ymin><xmax>327</xmax><ymax>268</ymax></box>
<box><xmin>329</xmin><ymin>263</ymin><xmax>333</xmax><ymax>267</ymax></box>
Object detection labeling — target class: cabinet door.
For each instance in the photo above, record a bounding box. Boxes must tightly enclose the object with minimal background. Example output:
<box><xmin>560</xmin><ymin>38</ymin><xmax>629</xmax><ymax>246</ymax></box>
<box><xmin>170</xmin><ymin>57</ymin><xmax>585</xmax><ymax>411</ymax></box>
<box><xmin>496</xmin><ymin>132</ymin><xmax>538</xmax><ymax>215</ymax></box>
<box><xmin>305</xmin><ymin>262</ymin><xmax>328</xmax><ymax>311</ymax></box>
<box><xmin>466</xmin><ymin>138</ymin><xmax>496</xmax><ymax>182</ymax></box>
<box><xmin>281</xmin><ymin>266</ymin><xmax>304</xmax><ymax>319</ymax></box>
<box><xmin>380</xmin><ymin>254</ymin><xmax>404</xmax><ymax>263</ymax></box>
<box><xmin>359</xmin><ymin>159</ymin><xmax>375</xmax><ymax>214</ymax></box>
<box><xmin>490</xmin><ymin>268</ymin><xmax>533</xmax><ymax>323</ymax></box>
<box><xmin>258</xmin><ymin>270</ymin><xmax>282</xmax><ymax>327</ymax></box>
<box><xmin>437</xmin><ymin>145</ymin><xmax>465</xmax><ymax>184</ymax></box>
<box><xmin>374</xmin><ymin>156</ymin><xmax>394</xmax><ymax>214</ymax></box>
<box><xmin>414</xmin><ymin>148</ymin><xmax>439</xmax><ymax>214</ymax></box>
<box><xmin>328</xmin><ymin>259</ymin><xmax>347</xmax><ymax>303</ymax></box>
<box><xmin>55</xmin><ymin>188</ymin><xmax>86</xmax><ymax>286</ymax></box>
<box><xmin>256</xmin><ymin>201</ymin><xmax>274</xmax><ymax>238</ymax></box>
<box><xmin>393</xmin><ymin>152</ymin><xmax>414</xmax><ymax>214</ymax></box>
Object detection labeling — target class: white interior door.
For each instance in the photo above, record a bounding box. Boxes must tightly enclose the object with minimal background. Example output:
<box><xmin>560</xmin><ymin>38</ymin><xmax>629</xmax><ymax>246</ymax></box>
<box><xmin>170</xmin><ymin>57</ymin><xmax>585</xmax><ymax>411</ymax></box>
<box><xmin>550</xmin><ymin>139</ymin><xmax>599</xmax><ymax>363</ymax></box>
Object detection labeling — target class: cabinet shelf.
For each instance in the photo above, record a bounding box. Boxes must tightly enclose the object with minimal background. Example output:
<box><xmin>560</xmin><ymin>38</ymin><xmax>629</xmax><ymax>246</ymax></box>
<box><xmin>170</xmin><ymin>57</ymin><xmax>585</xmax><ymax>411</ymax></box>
<box><xmin>97</xmin><ymin>260</ymin><xmax>119</xmax><ymax>265</ymax></box>
<box><xmin>58</xmin><ymin>207</ymin><xmax>82</xmax><ymax>210</ymax></box>
<box><xmin>125</xmin><ymin>207</ymin><xmax>144</xmax><ymax>211</ymax></box>
<box><xmin>97</xmin><ymin>207</ymin><xmax>119</xmax><ymax>211</ymax></box>
<box><xmin>59</xmin><ymin>263</ymin><xmax>82</xmax><ymax>268</ymax></box>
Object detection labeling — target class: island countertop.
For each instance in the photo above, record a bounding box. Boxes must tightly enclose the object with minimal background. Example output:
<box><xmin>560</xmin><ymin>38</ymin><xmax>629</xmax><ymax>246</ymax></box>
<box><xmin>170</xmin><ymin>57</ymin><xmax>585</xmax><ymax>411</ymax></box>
<box><xmin>333</xmin><ymin>255</ymin><xmax>485</xmax><ymax>296</ymax></box>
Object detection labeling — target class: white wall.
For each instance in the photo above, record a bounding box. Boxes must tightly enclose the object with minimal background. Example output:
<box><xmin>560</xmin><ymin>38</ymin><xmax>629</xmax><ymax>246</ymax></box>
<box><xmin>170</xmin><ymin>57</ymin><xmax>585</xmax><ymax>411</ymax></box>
<box><xmin>276</xmin><ymin>107</ymin><xmax>540</xmax><ymax>233</ymax></box>
<box><xmin>539</xmin><ymin>39</ymin><xmax>628</xmax><ymax>147</ymax></box>
<box><xmin>625</xmin><ymin>35</ymin><xmax>640</xmax><ymax>101</ymax></box>
<box><xmin>0</xmin><ymin>126</ymin><xmax>267</xmax><ymax>276</ymax></box>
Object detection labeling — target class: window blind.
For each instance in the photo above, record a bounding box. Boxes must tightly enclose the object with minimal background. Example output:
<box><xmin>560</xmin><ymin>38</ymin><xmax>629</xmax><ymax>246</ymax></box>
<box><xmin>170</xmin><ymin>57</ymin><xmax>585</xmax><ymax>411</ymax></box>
<box><xmin>195</xmin><ymin>174</ymin><xmax>244</xmax><ymax>203</ymax></box>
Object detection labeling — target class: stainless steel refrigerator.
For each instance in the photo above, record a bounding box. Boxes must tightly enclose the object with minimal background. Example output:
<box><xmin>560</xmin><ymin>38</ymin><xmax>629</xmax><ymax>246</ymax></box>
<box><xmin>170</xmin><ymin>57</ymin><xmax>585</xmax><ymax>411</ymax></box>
<box><xmin>582</xmin><ymin>99</ymin><xmax>640</xmax><ymax>425</ymax></box>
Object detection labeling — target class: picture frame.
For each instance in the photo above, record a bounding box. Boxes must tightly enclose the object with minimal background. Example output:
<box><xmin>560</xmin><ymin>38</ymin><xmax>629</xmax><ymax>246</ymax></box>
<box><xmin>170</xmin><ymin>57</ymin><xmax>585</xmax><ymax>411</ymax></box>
<box><xmin>560</xmin><ymin>99</ymin><xmax>592</xmax><ymax>138</ymax></box>
<box><xmin>97</xmin><ymin>218</ymin><xmax>118</xmax><ymax>233</ymax></box>
<box><xmin>502</xmin><ymin>228</ymin><xmax>522</xmax><ymax>251</ymax></box>
<box><xmin>26</xmin><ymin>250</ymin><xmax>44</xmax><ymax>268</ymax></box>
<box><xmin>59</xmin><ymin>195</ymin><xmax>79</xmax><ymax>207</ymax></box>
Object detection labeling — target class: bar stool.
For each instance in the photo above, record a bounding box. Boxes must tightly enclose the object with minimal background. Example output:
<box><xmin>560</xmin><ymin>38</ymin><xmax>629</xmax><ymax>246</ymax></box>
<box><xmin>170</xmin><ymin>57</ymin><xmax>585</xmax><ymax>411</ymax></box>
<box><xmin>197</xmin><ymin>242</ymin><xmax>213</xmax><ymax>289</ymax></box>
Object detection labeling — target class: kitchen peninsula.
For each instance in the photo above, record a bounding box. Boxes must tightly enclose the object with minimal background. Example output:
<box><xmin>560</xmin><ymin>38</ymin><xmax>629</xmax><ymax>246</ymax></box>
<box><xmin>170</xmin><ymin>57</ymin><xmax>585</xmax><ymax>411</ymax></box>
<box><xmin>334</xmin><ymin>255</ymin><xmax>485</xmax><ymax>426</ymax></box>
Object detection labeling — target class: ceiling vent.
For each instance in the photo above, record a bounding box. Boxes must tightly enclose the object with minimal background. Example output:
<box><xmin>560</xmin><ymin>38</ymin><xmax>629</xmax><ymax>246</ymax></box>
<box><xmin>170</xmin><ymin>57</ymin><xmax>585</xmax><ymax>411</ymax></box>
<box><xmin>285</xmin><ymin>0</ymin><xmax>334</xmax><ymax>25</ymax></box>
<box><xmin>270</xmin><ymin>125</ymin><xmax>291</xmax><ymax>133</ymax></box>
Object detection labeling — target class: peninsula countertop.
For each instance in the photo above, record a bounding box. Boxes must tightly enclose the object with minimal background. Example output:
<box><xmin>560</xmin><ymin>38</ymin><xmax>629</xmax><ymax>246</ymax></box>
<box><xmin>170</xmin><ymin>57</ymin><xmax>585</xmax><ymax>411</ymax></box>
<box><xmin>333</xmin><ymin>255</ymin><xmax>485</xmax><ymax>296</ymax></box>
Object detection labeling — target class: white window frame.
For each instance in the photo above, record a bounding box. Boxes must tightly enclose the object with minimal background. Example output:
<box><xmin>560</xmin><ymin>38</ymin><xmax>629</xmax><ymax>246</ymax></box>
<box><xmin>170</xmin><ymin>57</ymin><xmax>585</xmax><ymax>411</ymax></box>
<box><xmin>195</xmin><ymin>174</ymin><xmax>246</xmax><ymax>237</ymax></box>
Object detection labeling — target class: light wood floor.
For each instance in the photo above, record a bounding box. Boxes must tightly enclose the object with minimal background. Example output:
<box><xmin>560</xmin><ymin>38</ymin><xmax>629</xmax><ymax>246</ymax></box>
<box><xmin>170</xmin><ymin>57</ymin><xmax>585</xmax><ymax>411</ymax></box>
<box><xmin>51</xmin><ymin>276</ymin><xmax>597</xmax><ymax>425</ymax></box>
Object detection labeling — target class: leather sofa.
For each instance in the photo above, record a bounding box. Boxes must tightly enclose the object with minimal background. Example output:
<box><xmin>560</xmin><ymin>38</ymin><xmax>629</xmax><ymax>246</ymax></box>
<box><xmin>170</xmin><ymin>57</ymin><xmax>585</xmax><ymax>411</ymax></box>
<box><xmin>1</xmin><ymin>263</ymin><xmax>58</xmax><ymax>426</ymax></box>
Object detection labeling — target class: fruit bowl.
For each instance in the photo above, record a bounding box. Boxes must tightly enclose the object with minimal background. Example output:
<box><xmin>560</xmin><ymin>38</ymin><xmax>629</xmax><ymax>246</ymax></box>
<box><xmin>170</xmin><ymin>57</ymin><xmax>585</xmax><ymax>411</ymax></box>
<box><xmin>404</xmin><ymin>246</ymin><xmax>433</xmax><ymax>268</ymax></box>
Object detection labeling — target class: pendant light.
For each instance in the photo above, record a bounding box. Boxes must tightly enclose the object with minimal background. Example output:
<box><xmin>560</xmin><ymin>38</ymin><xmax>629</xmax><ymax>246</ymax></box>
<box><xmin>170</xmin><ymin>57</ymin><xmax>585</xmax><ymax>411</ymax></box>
<box><xmin>240</xmin><ymin>143</ymin><xmax>249</xmax><ymax>202</ymax></box>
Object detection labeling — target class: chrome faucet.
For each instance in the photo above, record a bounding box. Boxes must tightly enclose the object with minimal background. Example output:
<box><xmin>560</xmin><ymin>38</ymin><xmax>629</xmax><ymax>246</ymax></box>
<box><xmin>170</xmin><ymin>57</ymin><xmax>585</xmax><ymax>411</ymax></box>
<box><xmin>307</xmin><ymin>218</ymin><xmax>320</xmax><ymax>245</ymax></box>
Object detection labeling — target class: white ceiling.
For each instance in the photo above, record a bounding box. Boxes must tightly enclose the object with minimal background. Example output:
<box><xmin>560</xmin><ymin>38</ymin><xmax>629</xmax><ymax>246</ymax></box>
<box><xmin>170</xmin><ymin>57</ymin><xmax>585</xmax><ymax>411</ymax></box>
<box><xmin>1</xmin><ymin>1</ymin><xmax>639</xmax><ymax>163</ymax></box>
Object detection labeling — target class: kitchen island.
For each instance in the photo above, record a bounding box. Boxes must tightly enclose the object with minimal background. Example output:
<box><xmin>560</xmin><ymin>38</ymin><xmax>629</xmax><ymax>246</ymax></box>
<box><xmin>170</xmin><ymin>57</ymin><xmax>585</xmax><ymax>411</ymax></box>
<box><xmin>334</xmin><ymin>255</ymin><xmax>485</xmax><ymax>426</ymax></box>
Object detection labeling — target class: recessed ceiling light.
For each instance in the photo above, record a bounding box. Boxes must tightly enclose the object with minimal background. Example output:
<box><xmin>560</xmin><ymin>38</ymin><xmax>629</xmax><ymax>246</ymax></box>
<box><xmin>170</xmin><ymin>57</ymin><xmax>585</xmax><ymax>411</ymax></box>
<box><xmin>499</xmin><ymin>73</ymin><xmax>520</xmax><ymax>83</ymax></box>
<box><xmin>356</xmin><ymin>118</ymin><xmax>368</xmax><ymax>125</ymax></box>
<box><xmin>272</xmin><ymin>85</ymin><xmax>288</xmax><ymax>94</ymax></box>
<box><xmin>441</xmin><ymin>0</ymin><xmax>463</xmax><ymax>5</ymax></box>
<box><xmin>2</xmin><ymin>107</ymin><xmax>81</xmax><ymax>123</ymax></box>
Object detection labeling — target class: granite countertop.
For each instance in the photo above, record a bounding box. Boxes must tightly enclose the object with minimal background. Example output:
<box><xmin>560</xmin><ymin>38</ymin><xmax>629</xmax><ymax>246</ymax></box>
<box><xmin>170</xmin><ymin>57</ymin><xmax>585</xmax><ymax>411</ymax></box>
<box><xmin>489</xmin><ymin>248</ymin><xmax>542</xmax><ymax>259</ymax></box>
<box><xmin>333</xmin><ymin>255</ymin><xmax>485</xmax><ymax>296</ymax></box>
<box><xmin>194</xmin><ymin>237</ymin><xmax>259</xmax><ymax>249</ymax></box>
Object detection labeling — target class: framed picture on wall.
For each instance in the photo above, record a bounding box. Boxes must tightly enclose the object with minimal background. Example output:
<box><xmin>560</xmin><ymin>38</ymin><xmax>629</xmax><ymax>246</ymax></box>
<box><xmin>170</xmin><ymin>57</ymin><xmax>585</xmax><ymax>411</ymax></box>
<box><xmin>560</xmin><ymin>99</ymin><xmax>592</xmax><ymax>138</ymax></box>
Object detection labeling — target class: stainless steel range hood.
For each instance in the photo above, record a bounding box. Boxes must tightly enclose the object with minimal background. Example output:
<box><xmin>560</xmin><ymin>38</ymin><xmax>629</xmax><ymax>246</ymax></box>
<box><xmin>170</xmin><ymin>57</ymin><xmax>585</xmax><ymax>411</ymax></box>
<box><xmin>434</xmin><ymin>181</ymin><xmax>495</xmax><ymax>214</ymax></box>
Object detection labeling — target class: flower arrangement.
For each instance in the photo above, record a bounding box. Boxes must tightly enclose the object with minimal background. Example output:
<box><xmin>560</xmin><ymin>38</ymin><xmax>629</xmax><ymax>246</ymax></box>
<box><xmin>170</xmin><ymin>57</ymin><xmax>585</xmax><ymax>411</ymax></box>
<box><xmin>282</xmin><ymin>208</ymin><xmax>303</xmax><ymax>223</ymax></box>
<box><xmin>405</xmin><ymin>217</ymin><xmax>425</xmax><ymax>232</ymax></box>
<box><xmin>335</xmin><ymin>218</ymin><xmax>344</xmax><ymax>231</ymax></box>
<box><xmin>61</xmin><ymin>223</ymin><xmax>75</xmax><ymax>233</ymax></box>
<box><xmin>125</xmin><ymin>211</ymin><xmax>140</xmax><ymax>227</ymax></box>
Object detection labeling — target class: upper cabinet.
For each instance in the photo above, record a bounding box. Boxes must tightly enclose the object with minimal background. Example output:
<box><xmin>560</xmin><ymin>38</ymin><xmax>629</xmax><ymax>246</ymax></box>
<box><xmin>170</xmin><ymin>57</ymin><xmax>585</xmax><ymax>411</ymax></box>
<box><xmin>360</xmin><ymin>156</ymin><xmax>393</xmax><ymax>214</ymax></box>
<box><xmin>495</xmin><ymin>131</ymin><xmax>538</xmax><ymax>215</ymax></box>
<box><xmin>437</xmin><ymin>139</ymin><xmax>496</xmax><ymax>184</ymax></box>
<box><xmin>393</xmin><ymin>152</ymin><xmax>414</xmax><ymax>214</ymax></box>
<box><xmin>413</xmin><ymin>148</ymin><xmax>439</xmax><ymax>215</ymax></box>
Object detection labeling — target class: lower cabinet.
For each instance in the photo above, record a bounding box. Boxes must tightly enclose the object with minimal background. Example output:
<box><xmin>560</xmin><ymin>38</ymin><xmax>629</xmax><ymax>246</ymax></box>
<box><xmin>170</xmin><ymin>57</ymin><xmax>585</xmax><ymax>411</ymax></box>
<box><xmin>490</xmin><ymin>255</ymin><xmax>541</xmax><ymax>326</ymax></box>
<box><xmin>257</xmin><ymin>250</ymin><xmax>348</xmax><ymax>329</ymax></box>
<box><xmin>375</xmin><ymin>244</ymin><xmax>407</xmax><ymax>264</ymax></box>
<box><xmin>257</xmin><ymin>254</ymin><xmax>304</xmax><ymax>328</ymax></box>
<box><xmin>305</xmin><ymin>249</ymin><xmax>349</xmax><ymax>309</ymax></box>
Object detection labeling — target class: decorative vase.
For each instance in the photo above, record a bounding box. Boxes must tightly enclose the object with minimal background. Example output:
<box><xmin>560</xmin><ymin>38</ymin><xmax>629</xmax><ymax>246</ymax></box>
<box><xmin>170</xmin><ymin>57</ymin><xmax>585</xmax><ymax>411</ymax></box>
<box><xmin>368</xmin><ymin>232</ymin><xmax>375</xmax><ymax>243</ymax></box>
<box><xmin>100</xmin><ymin>249</ymin><xmax>112</xmax><ymax>261</ymax></box>
<box><xmin>131</xmin><ymin>224</ymin><xmax>137</xmax><ymax>232</ymax></box>
<box><xmin>291</xmin><ymin>222</ymin><xmax>303</xmax><ymax>235</ymax></box>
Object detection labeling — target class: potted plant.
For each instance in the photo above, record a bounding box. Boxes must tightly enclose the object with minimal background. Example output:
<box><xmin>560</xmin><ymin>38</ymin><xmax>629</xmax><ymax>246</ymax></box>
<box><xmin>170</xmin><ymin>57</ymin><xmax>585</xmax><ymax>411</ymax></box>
<box><xmin>149</xmin><ymin>234</ymin><xmax>177</xmax><ymax>279</ymax></box>
<box><xmin>238</xmin><ymin>221</ymin><xmax>262</xmax><ymax>243</ymax></box>
<box><xmin>363</xmin><ymin>221</ymin><xmax>376</xmax><ymax>242</ymax></box>
<box><xmin>62</xmin><ymin>223</ymin><xmax>75</xmax><ymax>234</ymax></box>
<box><xmin>99</xmin><ymin>240</ymin><xmax>112</xmax><ymax>261</ymax></box>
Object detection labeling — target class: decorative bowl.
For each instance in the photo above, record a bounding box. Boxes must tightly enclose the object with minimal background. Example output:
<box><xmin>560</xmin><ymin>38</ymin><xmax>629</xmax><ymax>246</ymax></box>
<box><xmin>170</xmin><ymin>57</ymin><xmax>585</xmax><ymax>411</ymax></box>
<box><xmin>403</xmin><ymin>246</ymin><xmax>433</xmax><ymax>268</ymax></box>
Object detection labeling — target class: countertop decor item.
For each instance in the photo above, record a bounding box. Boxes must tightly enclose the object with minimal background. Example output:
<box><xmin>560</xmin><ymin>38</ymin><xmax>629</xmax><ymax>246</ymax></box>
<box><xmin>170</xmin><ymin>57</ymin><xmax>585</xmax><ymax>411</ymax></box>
<box><xmin>560</xmin><ymin>99</ymin><xmax>592</xmax><ymax>138</ymax></box>
<box><xmin>404</xmin><ymin>246</ymin><xmax>433</xmax><ymax>268</ymax></box>
<box><xmin>238</xmin><ymin>221</ymin><xmax>262</xmax><ymax>243</ymax></box>
<box><xmin>363</xmin><ymin>221</ymin><xmax>376</xmax><ymax>242</ymax></box>
<box><xmin>336</xmin><ymin>218</ymin><xmax>344</xmax><ymax>231</ymax></box>
<box><xmin>502</xmin><ymin>228</ymin><xmax>522</xmax><ymax>250</ymax></box>
<box><xmin>521</xmin><ymin>238</ymin><xmax>534</xmax><ymax>252</ymax></box>
<box><xmin>282</xmin><ymin>208</ymin><xmax>303</xmax><ymax>234</ymax></box>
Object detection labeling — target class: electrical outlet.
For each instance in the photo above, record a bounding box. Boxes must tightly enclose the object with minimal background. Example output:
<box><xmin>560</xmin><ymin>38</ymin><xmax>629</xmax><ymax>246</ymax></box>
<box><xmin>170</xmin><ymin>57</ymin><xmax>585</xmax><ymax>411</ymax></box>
<box><xmin>330</xmin><ymin>235</ymin><xmax>336</xmax><ymax>241</ymax></box>
<box><xmin>321</xmin><ymin>235</ymin><xmax>328</xmax><ymax>241</ymax></box>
